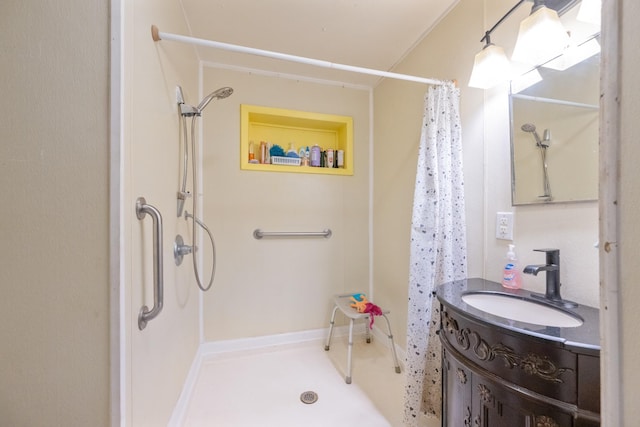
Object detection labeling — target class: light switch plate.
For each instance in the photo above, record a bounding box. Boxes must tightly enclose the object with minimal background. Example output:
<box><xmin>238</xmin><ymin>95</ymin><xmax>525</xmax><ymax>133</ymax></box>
<box><xmin>496</xmin><ymin>212</ymin><xmax>514</xmax><ymax>240</ymax></box>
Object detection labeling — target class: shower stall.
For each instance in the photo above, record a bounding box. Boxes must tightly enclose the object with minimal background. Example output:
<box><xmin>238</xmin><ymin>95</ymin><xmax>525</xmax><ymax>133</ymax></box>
<box><xmin>124</xmin><ymin>12</ymin><xmax>373</xmax><ymax>426</ymax></box>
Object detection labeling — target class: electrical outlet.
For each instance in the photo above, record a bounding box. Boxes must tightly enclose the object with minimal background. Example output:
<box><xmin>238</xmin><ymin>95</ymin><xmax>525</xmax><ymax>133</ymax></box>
<box><xmin>496</xmin><ymin>212</ymin><xmax>514</xmax><ymax>240</ymax></box>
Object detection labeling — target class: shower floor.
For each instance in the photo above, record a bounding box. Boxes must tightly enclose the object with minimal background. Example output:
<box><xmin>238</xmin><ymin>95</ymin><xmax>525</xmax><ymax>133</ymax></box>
<box><xmin>181</xmin><ymin>336</ymin><xmax>408</xmax><ymax>426</ymax></box>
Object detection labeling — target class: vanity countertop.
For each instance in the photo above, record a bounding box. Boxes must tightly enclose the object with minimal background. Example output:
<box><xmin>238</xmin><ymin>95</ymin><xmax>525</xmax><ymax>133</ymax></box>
<box><xmin>436</xmin><ymin>277</ymin><xmax>600</xmax><ymax>354</ymax></box>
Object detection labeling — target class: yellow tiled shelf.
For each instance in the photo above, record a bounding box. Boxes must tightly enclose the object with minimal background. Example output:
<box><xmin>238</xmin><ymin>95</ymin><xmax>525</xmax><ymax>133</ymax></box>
<box><xmin>240</xmin><ymin>104</ymin><xmax>353</xmax><ymax>175</ymax></box>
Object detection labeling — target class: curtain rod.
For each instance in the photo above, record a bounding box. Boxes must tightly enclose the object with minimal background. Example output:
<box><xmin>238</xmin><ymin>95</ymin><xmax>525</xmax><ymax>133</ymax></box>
<box><xmin>151</xmin><ymin>25</ymin><xmax>453</xmax><ymax>87</ymax></box>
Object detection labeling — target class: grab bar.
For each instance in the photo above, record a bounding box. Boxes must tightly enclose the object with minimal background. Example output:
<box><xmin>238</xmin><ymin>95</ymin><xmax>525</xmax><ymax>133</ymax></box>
<box><xmin>253</xmin><ymin>229</ymin><xmax>332</xmax><ymax>239</ymax></box>
<box><xmin>136</xmin><ymin>197</ymin><xmax>164</xmax><ymax>330</ymax></box>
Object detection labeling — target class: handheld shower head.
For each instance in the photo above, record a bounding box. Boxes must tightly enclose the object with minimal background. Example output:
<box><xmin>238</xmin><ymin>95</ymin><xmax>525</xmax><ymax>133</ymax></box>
<box><xmin>196</xmin><ymin>87</ymin><xmax>234</xmax><ymax>113</ymax></box>
<box><xmin>521</xmin><ymin>123</ymin><xmax>543</xmax><ymax>146</ymax></box>
<box><xmin>521</xmin><ymin>123</ymin><xmax>536</xmax><ymax>133</ymax></box>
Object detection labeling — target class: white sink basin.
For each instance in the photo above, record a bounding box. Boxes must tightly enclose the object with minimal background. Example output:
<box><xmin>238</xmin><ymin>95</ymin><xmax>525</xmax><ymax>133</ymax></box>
<box><xmin>462</xmin><ymin>292</ymin><xmax>583</xmax><ymax>328</ymax></box>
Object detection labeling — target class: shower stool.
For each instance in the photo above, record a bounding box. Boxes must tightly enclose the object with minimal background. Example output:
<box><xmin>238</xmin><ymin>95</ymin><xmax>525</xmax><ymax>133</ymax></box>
<box><xmin>324</xmin><ymin>293</ymin><xmax>401</xmax><ymax>384</ymax></box>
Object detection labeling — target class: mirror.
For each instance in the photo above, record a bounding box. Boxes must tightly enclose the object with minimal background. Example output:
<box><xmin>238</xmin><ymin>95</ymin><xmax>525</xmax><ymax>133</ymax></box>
<box><xmin>509</xmin><ymin>4</ymin><xmax>600</xmax><ymax>205</ymax></box>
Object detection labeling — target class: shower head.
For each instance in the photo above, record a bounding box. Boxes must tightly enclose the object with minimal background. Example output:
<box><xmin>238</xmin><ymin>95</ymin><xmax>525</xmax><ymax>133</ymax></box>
<box><xmin>521</xmin><ymin>123</ymin><xmax>543</xmax><ymax>146</ymax></box>
<box><xmin>521</xmin><ymin>123</ymin><xmax>536</xmax><ymax>133</ymax></box>
<box><xmin>196</xmin><ymin>87</ymin><xmax>234</xmax><ymax>113</ymax></box>
<box><xmin>176</xmin><ymin>86</ymin><xmax>233</xmax><ymax>117</ymax></box>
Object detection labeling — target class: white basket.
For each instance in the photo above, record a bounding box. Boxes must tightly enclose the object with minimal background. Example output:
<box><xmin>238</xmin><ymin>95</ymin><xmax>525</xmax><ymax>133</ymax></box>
<box><xmin>271</xmin><ymin>156</ymin><xmax>301</xmax><ymax>166</ymax></box>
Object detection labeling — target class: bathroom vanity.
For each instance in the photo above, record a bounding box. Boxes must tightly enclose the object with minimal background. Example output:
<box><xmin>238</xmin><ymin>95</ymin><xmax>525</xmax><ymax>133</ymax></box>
<box><xmin>437</xmin><ymin>278</ymin><xmax>600</xmax><ymax>427</ymax></box>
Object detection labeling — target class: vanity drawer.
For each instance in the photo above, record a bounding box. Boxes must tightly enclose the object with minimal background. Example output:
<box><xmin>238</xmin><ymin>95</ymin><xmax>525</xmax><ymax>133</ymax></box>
<box><xmin>440</xmin><ymin>305</ymin><xmax>577</xmax><ymax>404</ymax></box>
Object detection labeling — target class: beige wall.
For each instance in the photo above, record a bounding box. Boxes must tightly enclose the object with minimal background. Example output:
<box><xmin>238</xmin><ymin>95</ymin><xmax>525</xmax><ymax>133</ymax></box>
<box><xmin>201</xmin><ymin>67</ymin><xmax>371</xmax><ymax>340</ymax></box>
<box><xmin>122</xmin><ymin>1</ymin><xmax>202</xmax><ymax>425</ymax></box>
<box><xmin>0</xmin><ymin>1</ymin><xmax>110</xmax><ymax>426</ymax></box>
<box><xmin>373</xmin><ymin>0</ymin><xmax>599</xmax><ymax>352</ymax></box>
<box><xmin>372</xmin><ymin>0</ymin><xmax>486</xmax><ymax>350</ymax></box>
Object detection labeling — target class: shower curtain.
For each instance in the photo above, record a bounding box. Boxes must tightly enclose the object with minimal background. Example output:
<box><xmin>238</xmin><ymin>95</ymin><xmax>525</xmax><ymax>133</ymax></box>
<box><xmin>403</xmin><ymin>82</ymin><xmax>467</xmax><ymax>425</ymax></box>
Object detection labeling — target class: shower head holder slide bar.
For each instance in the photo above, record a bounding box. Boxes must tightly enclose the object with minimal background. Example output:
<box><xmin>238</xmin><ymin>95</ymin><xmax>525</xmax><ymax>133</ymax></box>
<box><xmin>136</xmin><ymin>197</ymin><xmax>164</xmax><ymax>330</ymax></box>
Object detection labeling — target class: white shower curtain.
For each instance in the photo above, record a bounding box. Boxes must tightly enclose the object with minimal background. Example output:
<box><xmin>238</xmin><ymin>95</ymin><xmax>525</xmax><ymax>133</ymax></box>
<box><xmin>403</xmin><ymin>82</ymin><xmax>467</xmax><ymax>425</ymax></box>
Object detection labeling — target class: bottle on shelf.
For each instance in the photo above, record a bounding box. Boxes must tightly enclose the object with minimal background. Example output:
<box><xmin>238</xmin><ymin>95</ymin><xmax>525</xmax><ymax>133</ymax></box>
<box><xmin>287</xmin><ymin>142</ymin><xmax>298</xmax><ymax>157</ymax></box>
<box><xmin>259</xmin><ymin>141</ymin><xmax>267</xmax><ymax>164</ymax></box>
<box><xmin>248</xmin><ymin>141</ymin><xmax>256</xmax><ymax>163</ymax></box>
<box><xmin>310</xmin><ymin>144</ymin><xmax>321</xmax><ymax>167</ymax></box>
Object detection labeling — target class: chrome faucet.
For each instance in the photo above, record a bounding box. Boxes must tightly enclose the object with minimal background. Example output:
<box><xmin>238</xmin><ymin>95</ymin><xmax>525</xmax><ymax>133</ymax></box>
<box><xmin>523</xmin><ymin>249</ymin><xmax>578</xmax><ymax>308</ymax></box>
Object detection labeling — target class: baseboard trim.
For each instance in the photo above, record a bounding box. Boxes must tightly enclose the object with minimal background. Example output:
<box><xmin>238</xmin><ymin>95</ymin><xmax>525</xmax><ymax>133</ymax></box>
<box><xmin>200</xmin><ymin>327</ymin><xmax>330</xmax><ymax>355</ymax></box>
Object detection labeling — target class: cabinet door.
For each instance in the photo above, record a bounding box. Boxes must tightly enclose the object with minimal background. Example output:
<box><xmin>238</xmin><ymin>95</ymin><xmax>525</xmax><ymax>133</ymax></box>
<box><xmin>472</xmin><ymin>378</ymin><xmax>574</xmax><ymax>427</ymax></box>
<box><xmin>442</xmin><ymin>348</ymin><xmax>473</xmax><ymax>427</ymax></box>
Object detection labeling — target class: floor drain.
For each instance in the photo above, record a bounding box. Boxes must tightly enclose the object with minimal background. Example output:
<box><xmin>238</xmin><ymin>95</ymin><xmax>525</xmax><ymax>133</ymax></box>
<box><xmin>300</xmin><ymin>390</ymin><xmax>318</xmax><ymax>404</ymax></box>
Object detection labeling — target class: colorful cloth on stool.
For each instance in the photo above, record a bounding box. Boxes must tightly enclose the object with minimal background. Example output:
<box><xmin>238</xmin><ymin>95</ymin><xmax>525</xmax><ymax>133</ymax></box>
<box><xmin>349</xmin><ymin>293</ymin><xmax>383</xmax><ymax>329</ymax></box>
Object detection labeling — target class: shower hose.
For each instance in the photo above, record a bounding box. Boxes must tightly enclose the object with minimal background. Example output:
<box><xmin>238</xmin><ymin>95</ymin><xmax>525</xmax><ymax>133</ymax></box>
<box><xmin>182</xmin><ymin>114</ymin><xmax>216</xmax><ymax>292</ymax></box>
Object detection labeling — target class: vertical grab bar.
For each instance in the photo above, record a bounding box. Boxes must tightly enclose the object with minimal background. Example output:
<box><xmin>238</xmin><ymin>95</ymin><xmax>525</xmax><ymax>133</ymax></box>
<box><xmin>136</xmin><ymin>197</ymin><xmax>164</xmax><ymax>330</ymax></box>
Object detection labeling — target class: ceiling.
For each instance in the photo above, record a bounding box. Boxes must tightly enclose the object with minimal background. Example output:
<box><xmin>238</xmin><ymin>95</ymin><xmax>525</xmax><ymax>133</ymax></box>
<box><xmin>179</xmin><ymin>0</ymin><xmax>461</xmax><ymax>87</ymax></box>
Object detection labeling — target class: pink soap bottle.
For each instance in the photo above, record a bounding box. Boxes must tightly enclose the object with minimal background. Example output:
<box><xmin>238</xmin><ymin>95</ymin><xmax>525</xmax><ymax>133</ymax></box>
<box><xmin>502</xmin><ymin>244</ymin><xmax>521</xmax><ymax>289</ymax></box>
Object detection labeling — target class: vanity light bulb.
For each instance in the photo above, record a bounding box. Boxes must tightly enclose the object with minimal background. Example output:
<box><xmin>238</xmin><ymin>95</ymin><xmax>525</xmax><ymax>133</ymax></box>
<box><xmin>468</xmin><ymin>44</ymin><xmax>511</xmax><ymax>89</ymax></box>
<box><xmin>511</xmin><ymin>6</ymin><xmax>571</xmax><ymax>66</ymax></box>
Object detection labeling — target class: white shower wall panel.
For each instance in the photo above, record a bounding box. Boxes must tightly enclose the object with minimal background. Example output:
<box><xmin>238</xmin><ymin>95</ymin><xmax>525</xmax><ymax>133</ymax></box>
<box><xmin>123</xmin><ymin>0</ymin><xmax>202</xmax><ymax>425</ymax></box>
<box><xmin>201</xmin><ymin>67</ymin><xmax>371</xmax><ymax>341</ymax></box>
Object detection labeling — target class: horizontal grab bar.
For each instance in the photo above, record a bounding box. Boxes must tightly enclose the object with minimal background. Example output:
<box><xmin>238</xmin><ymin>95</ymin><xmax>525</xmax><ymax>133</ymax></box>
<box><xmin>136</xmin><ymin>197</ymin><xmax>164</xmax><ymax>330</ymax></box>
<box><xmin>253</xmin><ymin>229</ymin><xmax>332</xmax><ymax>239</ymax></box>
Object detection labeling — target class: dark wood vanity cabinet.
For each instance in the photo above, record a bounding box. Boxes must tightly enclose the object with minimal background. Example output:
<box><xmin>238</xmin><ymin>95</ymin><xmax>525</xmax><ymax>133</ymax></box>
<box><xmin>439</xmin><ymin>303</ymin><xmax>600</xmax><ymax>427</ymax></box>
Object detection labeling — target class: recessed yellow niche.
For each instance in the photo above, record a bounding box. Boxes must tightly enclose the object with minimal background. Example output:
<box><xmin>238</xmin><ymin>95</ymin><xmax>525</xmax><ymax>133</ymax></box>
<box><xmin>240</xmin><ymin>104</ymin><xmax>353</xmax><ymax>175</ymax></box>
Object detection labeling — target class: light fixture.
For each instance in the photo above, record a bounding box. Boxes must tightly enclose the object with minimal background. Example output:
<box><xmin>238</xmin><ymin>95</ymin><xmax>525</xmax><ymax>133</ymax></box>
<box><xmin>511</xmin><ymin>0</ymin><xmax>571</xmax><ymax>66</ymax></box>
<box><xmin>468</xmin><ymin>0</ymin><xmax>579</xmax><ymax>89</ymax></box>
<box><xmin>468</xmin><ymin>0</ymin><xmax>527</xmax><ymax>89</ymax></box>
<box><xmin>468</xmin><ymin>35</ymin><xmax>511</xmax><ymax>89</ymax></box>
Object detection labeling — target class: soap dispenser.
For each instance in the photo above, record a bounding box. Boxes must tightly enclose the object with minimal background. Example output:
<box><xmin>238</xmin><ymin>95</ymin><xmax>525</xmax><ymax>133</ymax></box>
<box><xmin>502</xmin><ymin>244</ymin><xmax>521</xmax><ymax>289</ymax></box>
